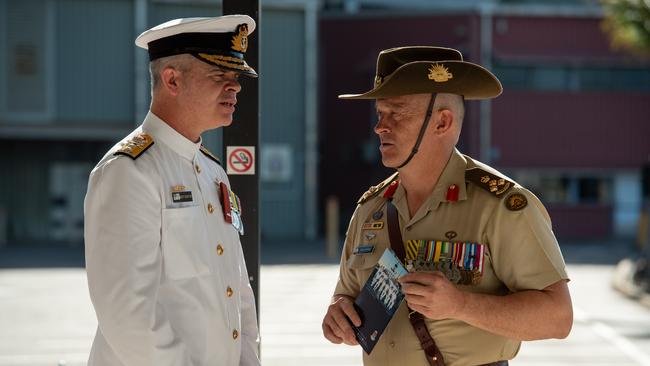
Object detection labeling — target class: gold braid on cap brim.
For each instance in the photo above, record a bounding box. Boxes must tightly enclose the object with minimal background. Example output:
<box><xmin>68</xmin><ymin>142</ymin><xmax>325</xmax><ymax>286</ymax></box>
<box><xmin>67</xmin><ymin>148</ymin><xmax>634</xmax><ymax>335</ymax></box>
<box><xmin>197</xmin><ymin>53</ymin><xmax>253</xmax><ymax>72</ymax></box>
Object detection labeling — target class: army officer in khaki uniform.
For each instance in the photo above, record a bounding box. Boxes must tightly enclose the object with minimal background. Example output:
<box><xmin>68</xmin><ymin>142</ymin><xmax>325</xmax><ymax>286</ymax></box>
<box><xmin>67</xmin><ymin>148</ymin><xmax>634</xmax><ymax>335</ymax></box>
<box><xmin>321</xmin><ymin>47</ymin><xmax>573</xmax><ymax>366</ymax></box>
<box><xmin>84</xmin><ymin>16</ymin><xmax>260</xmax><ymax>366</ymax></box>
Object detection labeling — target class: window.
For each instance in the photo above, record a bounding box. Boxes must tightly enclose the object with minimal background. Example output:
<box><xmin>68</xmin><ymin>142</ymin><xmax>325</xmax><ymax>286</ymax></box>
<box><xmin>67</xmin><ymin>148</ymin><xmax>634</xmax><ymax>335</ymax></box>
<box><xmin>493</xmin><ymin>63</ymin><xmax>650</xmax><ymax>92</ymax></box>
<box><xmin>514</xmin><ymin>171</ymin><xmax>612</xmax><ymax>205</ymax></box>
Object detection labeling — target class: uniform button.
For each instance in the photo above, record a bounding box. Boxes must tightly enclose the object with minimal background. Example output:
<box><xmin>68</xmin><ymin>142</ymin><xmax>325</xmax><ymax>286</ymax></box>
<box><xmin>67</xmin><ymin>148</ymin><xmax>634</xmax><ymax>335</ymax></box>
<box><xmin>389</xmin><ymin>341</ymin><xmax>395</xmax><ymax>348</ymax></box>
<box><xmin>232</xmin><ymin>329</ymin><xmax>239</xmax><ymax>340</ymax></box>
<box><xmin>226</xmin><ymin>286</ymin><xmax>233</xmax><ymax>297</ymax></box>
<box><xmin>207</xmin><ymin>203</ymin><xmax>214</xmax><ymax>213</ymax></box>
<box><xmin>406</xmin><ymin>226</ymin><xmax>412</xmax><ymax>231</ymax></box>
<box><xmin>195</xmin><ymin>164</ymin><xmax>201</xmax><ymax>173</ymax></box>
<box><xmin>216</xmin><ymin>244</ymin><xmax>224</xmax><ymax>255</ymax></box>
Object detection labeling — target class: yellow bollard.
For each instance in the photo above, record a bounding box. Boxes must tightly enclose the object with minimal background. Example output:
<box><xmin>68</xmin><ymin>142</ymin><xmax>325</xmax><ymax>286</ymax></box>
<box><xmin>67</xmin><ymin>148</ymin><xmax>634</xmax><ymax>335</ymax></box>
<box><xmin>326</xmin><ymin>196</ymin><xmax>340</xmax><ymax>259</ymax></box>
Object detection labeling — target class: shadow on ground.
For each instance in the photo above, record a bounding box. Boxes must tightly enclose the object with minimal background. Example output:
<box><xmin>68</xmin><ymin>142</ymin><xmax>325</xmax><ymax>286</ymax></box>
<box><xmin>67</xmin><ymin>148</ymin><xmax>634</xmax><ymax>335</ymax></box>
<box><xmin>0</xmin><ymin>239</ymin><xmax>640</xmax><ymax>268</ymax></box>
<box><xmin>0</xmin><ymin>239</ymin><xmax>341</xmax><ymax>269</ymax></box>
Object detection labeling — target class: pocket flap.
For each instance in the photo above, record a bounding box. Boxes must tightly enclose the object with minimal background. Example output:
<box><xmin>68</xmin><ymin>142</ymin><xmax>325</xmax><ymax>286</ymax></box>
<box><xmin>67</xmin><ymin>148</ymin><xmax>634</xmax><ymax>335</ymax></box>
<box><xmin>347</xmin><ymin>246</ymin><xmax>385</xmax><ymax>270</ymax></box>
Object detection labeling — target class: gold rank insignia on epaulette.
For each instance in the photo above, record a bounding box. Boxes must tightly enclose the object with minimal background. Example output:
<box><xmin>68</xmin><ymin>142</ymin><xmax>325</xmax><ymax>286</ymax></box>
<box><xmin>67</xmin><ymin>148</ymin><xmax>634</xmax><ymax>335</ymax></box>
<box><xmin>465</xmin><ymin>167</ymin><xmax>513</xmax><ymax>197</ymax></box>
<box><xmin>114</xmin><ymin>133</ymin><xmax>154</xmax><ymax>160</ymax></box>
<box><xmin>357</xmin><ymin>172</ymin><xmax>399</xmax><ymax>205</ymax></box>
<box><xmin>200</xmin><ymin>145</ymin><xmax>222</xmax><ymax>165</ymax></box>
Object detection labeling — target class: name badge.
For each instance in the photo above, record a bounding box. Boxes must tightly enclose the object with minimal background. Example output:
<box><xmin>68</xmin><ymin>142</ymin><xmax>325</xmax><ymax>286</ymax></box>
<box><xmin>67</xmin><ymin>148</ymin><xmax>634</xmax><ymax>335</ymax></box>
<box><xmin>353</xmin><ymin>245</ymin><xmax>375</xmax><ymax>255</ymax></box>
<box><xmin>171</xmin><ymin>185</ymin><xmax>193</xmax><ymax>203</ymax></box>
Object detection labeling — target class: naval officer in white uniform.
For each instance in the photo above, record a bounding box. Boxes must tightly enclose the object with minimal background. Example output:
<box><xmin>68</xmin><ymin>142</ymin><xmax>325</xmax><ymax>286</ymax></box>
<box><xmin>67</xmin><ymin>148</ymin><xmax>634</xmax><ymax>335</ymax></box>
<box><xmin>84</xmin><ymin>15</ymin><xmax>260</xmax><ymax>366</ymax></box>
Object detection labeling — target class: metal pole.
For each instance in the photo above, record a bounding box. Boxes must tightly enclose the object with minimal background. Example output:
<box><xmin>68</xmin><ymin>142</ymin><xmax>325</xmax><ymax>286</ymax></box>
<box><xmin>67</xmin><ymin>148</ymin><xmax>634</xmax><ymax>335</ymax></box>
<box><xmin>304</xmin><ymin>1</ymin><xmax>319</xmax><ymax>240</ymax></box>
<box><xmin>134</xmin><ymin>0</ymin><xmax>149</xmax><ymax>125</ymax></box>
<box><xmin>222</xmin><ymin>0</ymin><xmax>261</xmax><ymax>312</ymax></box>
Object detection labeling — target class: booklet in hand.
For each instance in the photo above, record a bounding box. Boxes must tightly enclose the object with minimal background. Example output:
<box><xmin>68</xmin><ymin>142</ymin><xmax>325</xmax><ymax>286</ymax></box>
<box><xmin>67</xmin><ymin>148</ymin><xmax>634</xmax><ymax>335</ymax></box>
<box><xmin>352</xmin><ymin>248</ymin><xmax>408</xmax><ymax>354</ymax></box>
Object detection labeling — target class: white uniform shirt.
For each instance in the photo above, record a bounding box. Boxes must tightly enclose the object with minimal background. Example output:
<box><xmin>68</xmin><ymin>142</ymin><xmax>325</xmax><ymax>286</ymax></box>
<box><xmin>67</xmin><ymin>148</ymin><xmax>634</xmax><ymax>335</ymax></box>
<box><xmin>84</xmin><ymin>112</ymin><xmax>260</xmax><ymax>366</ymax></box>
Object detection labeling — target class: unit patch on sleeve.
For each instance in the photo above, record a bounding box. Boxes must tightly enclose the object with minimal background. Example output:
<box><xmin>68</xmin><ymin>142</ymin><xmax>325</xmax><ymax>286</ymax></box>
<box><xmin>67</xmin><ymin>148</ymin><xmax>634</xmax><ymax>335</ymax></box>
<box><xmin>505</xmin><ymin>192</ymin><xmax>527</xmax><ymax>211</ymax></box>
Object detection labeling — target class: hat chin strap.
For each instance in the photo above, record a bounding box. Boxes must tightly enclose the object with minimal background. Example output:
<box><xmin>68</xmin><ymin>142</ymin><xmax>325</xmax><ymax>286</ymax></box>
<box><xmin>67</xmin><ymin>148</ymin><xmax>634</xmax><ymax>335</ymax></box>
<box><xmin>396</xmin><ymin>93</ymin><xmax>437</xmax><ymax>169</ymax></box>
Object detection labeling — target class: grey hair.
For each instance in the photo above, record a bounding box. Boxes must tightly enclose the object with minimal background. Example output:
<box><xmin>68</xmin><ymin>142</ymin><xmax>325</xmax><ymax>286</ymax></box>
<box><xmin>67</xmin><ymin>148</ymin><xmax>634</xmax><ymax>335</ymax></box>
<box><xmin>149</xmin><ymin>54</ymin><xmax>196</xmax><ymax>94</ymax></box>
<box><xmin>437</xmin><ymin>93</ymin><xmax>465</xmax><ymax>127</ymax></box>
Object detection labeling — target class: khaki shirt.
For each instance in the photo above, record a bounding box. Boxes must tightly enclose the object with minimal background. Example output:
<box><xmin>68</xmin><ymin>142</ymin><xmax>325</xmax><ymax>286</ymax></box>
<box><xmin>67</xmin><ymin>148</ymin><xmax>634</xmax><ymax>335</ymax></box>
<box><xmin>334</xmin><ymin>149</ymin><xmax>568</xmax><ymax>366</ymax></box>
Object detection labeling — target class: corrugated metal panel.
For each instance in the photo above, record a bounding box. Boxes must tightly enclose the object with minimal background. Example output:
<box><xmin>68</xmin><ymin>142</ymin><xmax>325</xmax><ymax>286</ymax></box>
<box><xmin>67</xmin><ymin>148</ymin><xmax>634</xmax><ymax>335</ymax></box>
<box><xmin>151</xmin><ymin>3</ymin><xmax>222</xmax><ymax>24</ymax></box>
<box><xmin>5</xmin><ymin>0</ymin><xmax>47</xmax><ymax>113</ymax></box>
<box><xmin>0</xmin><ymin>140</ymin><xmax>110</xmax><ymax>244</ymax></box>
<box><xmin>55</xmin><ymin>0</ymin><xmax>133</xmax><ymax>123</ymax></box>
<box><xmin>260</xmin><ymin>9</ymin><xmax>305</xmax><ymax>239</ymax></box>
<box><xmin>0</xmin><ymin>143</ymin><xmax>52</xmax><ymax>243</ymax></box>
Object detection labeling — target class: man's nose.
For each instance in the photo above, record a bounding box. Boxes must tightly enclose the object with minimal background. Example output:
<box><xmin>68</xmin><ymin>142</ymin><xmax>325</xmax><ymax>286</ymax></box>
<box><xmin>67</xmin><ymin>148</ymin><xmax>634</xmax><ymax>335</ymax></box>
<box><xmin>227</xmin><ymin>78</ymin><xmax>242</xmax><ymax>93</ymax></box>
<box><xmin>374</xmin><ymin>117</ymin><xmax>390</xmax><ymax>134</ymax></box>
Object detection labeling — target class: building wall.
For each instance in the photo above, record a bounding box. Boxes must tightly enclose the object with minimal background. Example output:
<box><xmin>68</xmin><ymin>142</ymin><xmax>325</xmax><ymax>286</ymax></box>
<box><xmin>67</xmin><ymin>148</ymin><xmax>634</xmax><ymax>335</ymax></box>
<box><xmin>492</xmin><ymin>92</ymin><xmax>650</xmax><ymax>169</ymax></box>
<box><xmin>491</xmin><ymin>15</ymin><xmax>650</xmax><ymax>239</ymax></box>
<box><xmin>56</xmin><ymin>0</ymin><xmax>134</xmax><ymax>124</ymax></box>
<box><xmin>259</xmin><ymin>9</ymin><xmax>307</xmax><ymax>239</ymax></box>
<box><xmin>319</xmin><ymin>10</ymin><xmax>650</xmax><ymax>240</ymax></box>
<box><xmin>0</xmin><ymin>0</ymin><xmax>311</xmax><ymax>244</ymax></box>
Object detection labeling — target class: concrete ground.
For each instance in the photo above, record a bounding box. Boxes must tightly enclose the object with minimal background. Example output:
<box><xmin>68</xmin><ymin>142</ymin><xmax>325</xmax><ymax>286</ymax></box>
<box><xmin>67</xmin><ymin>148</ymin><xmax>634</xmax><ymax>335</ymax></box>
<box><xmin>1</xmin><ymin>241</ymin><xmax>649</xmax><ymax>366</ymax></box>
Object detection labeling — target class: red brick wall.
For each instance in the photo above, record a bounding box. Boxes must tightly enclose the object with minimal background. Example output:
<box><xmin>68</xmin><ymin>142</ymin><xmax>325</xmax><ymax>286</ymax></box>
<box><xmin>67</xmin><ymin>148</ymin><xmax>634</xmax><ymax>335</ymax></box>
<box><xmin>491</xmin><ymin>91</ymin><xmax>650</xmax><ymax>169</ymax></box>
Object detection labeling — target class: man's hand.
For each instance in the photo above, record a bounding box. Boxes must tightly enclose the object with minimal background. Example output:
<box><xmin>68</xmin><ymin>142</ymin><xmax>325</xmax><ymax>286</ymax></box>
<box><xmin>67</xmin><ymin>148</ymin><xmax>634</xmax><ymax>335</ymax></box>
<box><xmin>399</xmin><ymin>271</ymin><xmax>466</xmax><ymax>320</ymax></box>
<box><xmin>322</xmin><ymin>295</ymin><xmax>361</xmax><ymax>345</ymax></box>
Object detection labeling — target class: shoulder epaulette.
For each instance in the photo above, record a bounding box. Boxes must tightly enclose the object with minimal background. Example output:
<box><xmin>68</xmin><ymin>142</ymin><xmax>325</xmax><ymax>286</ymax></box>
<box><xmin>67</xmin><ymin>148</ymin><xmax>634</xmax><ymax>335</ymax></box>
<box><xmin>114</xmin><ymin>133</ymin><xmax>154</xmax><ymax>160</ymax></box>
<box><xmin>466</xmin><ymin>167</ymin><xmax>513</xmax><ymax>198</ymax></box>
<box><xmin>200</xmin><ymin>145</ymin><xmax>222</xmax><ymax>165</ymax></box>
<box><xmin>357</xmin><ymin>172</ymin><xmax>399</xmax><ymax>205</ymax></box>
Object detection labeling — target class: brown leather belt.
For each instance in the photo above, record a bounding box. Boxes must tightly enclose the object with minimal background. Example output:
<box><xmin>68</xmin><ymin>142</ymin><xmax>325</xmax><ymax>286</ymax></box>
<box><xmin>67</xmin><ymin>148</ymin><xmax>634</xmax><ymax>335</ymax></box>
<box><xmin>386</xmin><ymin>199</ymin><xmax>445</xmax><ymax>366</ymax></box>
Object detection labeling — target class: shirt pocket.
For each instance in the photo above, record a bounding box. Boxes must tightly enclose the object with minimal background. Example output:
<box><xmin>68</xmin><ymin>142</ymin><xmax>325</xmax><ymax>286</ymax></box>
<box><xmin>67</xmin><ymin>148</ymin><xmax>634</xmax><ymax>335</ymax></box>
<box><xmin>161</xmin><ymin>205</ymin><xmax>211</xmax><ymax>280</ymax></box>
<box><xmin>347</xmin><ymin>245</ymin><xmax>386</xmax><ymax>270</ymax></box>
<box><xmin>347</xmin><ymin>246</ymin><xmax>386</xmax><ymax>287</ymax></box>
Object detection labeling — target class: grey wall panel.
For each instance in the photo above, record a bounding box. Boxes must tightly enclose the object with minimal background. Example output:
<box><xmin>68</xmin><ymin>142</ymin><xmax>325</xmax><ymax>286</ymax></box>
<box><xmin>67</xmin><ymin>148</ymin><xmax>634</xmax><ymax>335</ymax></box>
<box><xmin>4</xmin><ymin>0</ymin><xmax>47</xmax><ymax>113</ymax></box>
<box><xmin>56</xmin><ymin>0</ymin><xmax>133</xmax><ymax>123</ymax></box>
<box><xmin>261</xmin><ymin>199</ymin><xmax>303</xmax><ymax>240</ymax></box>
<box><xmin>260</xmin><ymin>9</ymin><xmax>305</xmax><ymax>238</ymax></box>
<box><xmin>151</xmin><ymin>3</ymin><xmax>222</xmax><ymax>24</ymax></box>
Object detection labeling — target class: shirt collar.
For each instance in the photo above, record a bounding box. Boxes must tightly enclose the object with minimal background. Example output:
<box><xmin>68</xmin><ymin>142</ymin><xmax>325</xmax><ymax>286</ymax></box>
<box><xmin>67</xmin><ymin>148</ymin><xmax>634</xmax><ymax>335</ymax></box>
<box><xmin>392</xmin><ymin>148</ymin><xmax>468</xmax><ymax>221</ymax></box>
<box><xmin>142</xmin><ymin>111</ymin><xmax>201</xmax><ymax>161</ymax></box>
<box><xmin>431</xmin><ymin>148</ymin><xmax>468</xmax><ymax>204</ymax></box>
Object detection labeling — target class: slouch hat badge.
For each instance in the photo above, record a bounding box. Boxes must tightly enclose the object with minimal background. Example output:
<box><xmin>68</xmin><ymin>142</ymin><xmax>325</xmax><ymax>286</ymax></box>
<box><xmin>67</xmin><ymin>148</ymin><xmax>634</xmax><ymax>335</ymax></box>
<box><xmin>428</xmin><ymin>63</ymin><xmax>453</xmax><ymax>82</ymax></box>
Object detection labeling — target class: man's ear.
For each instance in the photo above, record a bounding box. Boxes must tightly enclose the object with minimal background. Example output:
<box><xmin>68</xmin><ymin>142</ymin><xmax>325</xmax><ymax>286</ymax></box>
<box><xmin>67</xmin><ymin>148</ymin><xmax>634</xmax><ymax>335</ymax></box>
<box><xmin>160</xmin><ymin>67</ymin><xmax>182</xmax><ymax>96</ymax></box>
<box><xmin>433</xmin><ymin>109</ymin><xmax>454</xmax><ymax>135</ymax></box>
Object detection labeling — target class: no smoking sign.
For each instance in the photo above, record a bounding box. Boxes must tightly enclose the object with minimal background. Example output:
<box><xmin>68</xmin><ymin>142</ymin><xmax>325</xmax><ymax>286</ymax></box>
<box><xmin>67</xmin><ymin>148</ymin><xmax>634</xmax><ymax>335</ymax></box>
<box><xmin>227</xmin><ymin>146</ymin><xmax>255</xmax><ymax>175</ymax></box>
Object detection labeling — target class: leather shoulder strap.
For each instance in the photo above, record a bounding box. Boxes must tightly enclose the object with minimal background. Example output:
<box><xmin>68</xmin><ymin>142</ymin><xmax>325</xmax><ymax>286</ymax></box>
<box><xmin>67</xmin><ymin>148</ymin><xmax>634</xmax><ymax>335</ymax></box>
<box><xmin>385</xmin><ymin>198</ymin><xmax>446</xmax><ymax>366</ymax></box>
<box><xmin>386</xmin><ymin>200</ymin><xmax>406</xmax><ymax>262</ymax></box>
